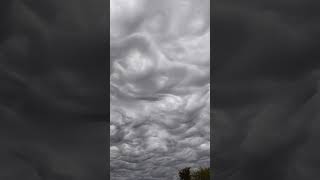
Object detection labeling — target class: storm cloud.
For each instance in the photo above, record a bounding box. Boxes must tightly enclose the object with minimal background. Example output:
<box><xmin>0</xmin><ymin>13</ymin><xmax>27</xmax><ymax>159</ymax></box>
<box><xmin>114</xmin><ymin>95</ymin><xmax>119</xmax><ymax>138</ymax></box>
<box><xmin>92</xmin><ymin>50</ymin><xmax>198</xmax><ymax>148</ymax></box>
<box><xmin>213</xmin><ymin>0</ymin><xmax>320</xmax><ymax>180</ymax></box>
<box><xmin>110</xmin><ymin>0</ymin><xmax>210</xmax><ymax>179</ymax></box>
<box><xmin>0</xmin><ymin>0</ymin><xmax>107</xmax><ymax>179</ymax></box>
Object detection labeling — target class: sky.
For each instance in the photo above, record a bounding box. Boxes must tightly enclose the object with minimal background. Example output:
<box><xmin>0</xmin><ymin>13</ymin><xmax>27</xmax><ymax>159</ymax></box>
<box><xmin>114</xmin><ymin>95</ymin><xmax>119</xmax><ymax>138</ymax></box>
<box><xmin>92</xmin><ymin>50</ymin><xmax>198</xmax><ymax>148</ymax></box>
<box><xmin>0</xmin><ymin>0</ymin><xmax>107</xmax><ymax>179</ymax></box>
<box><xmin>2</xmin><ymin>1</ymin><xmax>320</xmax><ymax>180</ymax></box>
<box><xmin>110</xmin><ymin>0</ymin><xmax>210</xmax><ymax>179</ymax></box>
<box><xmin>213</xmin><ymin>0</ymin><xmax>320</xmax><ymax>179</ymax></box>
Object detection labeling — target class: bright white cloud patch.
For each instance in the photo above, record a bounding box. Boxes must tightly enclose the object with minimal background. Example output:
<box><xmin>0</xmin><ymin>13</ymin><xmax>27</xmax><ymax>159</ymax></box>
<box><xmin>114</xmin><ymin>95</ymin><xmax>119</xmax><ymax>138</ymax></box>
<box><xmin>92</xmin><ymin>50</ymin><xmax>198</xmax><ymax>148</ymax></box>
<box><xmin>110</xmin><ymin>0</ymin><xmax>210</xmax><ymax>179</ymax></box>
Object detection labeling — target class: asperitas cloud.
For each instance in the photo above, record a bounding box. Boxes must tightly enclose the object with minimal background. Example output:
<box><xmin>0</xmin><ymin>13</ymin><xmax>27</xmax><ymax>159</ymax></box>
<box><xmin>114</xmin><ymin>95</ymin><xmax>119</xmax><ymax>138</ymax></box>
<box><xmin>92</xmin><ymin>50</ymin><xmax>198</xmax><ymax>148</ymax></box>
<box><xmin>110</xmin><ymin>0</ymin><xmax>210</xmax><ymax>179</ymax></box>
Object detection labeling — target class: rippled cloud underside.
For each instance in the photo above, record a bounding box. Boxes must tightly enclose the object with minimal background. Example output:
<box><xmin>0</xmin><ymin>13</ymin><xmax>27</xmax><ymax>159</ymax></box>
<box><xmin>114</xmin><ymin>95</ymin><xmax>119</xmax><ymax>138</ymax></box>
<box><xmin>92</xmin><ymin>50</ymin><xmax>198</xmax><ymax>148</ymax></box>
<box><xmin>110</xmin><ymin>0</ymin><xmax>210</xmax><ymax>179</ymax></box>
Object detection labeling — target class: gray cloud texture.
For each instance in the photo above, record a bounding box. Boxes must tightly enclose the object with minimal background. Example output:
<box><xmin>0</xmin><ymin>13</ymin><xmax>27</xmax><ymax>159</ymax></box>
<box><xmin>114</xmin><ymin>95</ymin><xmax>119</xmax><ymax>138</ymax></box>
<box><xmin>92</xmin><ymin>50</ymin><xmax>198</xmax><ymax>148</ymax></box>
<box><xmin>0</xmin><ymin>0</ymin><xmax>106</xmax><ymax>179</ymax></box>
<box><xmin>110</xmin><ymin>0</ymin><xmax>210</xmax><ymax>179</ymax></box>
<box><xmin>213</xmin><ymin>0</ymin><xmax>320</xmax><ymax>179</ymax></box>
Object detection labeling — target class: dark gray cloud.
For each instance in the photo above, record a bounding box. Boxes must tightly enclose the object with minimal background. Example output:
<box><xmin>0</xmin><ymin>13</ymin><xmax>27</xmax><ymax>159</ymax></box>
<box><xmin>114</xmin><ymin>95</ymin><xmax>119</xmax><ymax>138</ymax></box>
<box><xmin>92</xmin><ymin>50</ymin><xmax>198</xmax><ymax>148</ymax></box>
<box><xmin>110</xmin><ymin>0</ymin><xmax>210</xmax><ymax>179</ymax></box>
<box><xmin>213</xmin><ymin>0</ymin><xmax>320</xmax><ymax>179</ymax></box>
<box><xmin>0</xmin><ymin>0</ymin><xmax>107</xmax><ymax>179</ymax></box>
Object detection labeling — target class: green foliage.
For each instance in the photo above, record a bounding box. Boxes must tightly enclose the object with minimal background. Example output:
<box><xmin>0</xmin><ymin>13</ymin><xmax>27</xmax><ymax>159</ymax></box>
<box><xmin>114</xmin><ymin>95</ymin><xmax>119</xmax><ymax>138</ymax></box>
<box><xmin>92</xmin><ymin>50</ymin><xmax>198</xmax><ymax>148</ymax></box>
<box><xmin>179</xmin><ymin>167</ymin><xmax>210</xmax><ymax>180</ymax></box>
<box><xmin>191</xmin><ymin>167</ymin><xmax>210</xmax><ymax>180</ymax></box>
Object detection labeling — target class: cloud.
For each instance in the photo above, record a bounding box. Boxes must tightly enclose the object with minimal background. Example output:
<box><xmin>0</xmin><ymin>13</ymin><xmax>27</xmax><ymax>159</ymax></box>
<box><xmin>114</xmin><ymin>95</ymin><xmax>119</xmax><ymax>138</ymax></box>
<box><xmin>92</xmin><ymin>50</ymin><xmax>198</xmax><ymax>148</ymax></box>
<box><xmin>0</xmin><ymin>0</ymin><xmax>107</xmax><ymax>179</ymax></box>
<box><xmin>110</xmin><ymin>0</ymin><xmax>210</xmax><ymax>179</ymax></box>
<box><xmin>213</xmin><ymin>0</ymin><xmax>320</xmax><ymax>179</ymax></box>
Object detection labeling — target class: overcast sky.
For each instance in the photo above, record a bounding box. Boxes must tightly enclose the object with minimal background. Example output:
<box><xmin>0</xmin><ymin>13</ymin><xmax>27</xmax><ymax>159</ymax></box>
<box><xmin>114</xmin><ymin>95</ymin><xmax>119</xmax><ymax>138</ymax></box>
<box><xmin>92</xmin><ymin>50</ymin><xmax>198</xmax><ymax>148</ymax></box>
<box><xmin>213</xmin><ymin>0</ymin><xmax>320</xmax><ymax>179</ymax></box>
<box><xmin>2</xmin><ymin>0</ymin><xmax>320</xmax><ymax>180</ymax></box>
<box><xmin>0</xmin><ymin>0</ymin><xmax>106</xmax><ymax>179</ymax></box>
<box><xmin>110</xmin><ymin>0</ymin><xmax>210</xmax><ymax>179</ymax></box>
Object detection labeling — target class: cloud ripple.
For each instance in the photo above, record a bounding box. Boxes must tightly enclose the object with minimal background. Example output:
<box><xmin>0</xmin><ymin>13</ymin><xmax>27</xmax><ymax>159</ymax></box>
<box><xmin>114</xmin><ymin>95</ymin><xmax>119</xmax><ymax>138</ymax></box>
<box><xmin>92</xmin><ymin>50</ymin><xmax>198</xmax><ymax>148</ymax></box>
<box><xmin>110</xmin><ymin>0</ymin><xmax>210</xmax><ymax>179</ymax></box>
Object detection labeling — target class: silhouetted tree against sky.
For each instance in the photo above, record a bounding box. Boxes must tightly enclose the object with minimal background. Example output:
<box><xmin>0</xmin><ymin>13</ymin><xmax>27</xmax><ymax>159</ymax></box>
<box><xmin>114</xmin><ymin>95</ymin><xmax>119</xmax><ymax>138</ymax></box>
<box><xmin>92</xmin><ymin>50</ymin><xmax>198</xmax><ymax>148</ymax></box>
<box><xmin>179</xmin><ymin>167</ymin><xmax>191</xmax><ymax>180</ymax></box>
<box><xmin>179</xmin><ymin>167</ymin><xmax>210</xmax><ymax>180</ymax></box>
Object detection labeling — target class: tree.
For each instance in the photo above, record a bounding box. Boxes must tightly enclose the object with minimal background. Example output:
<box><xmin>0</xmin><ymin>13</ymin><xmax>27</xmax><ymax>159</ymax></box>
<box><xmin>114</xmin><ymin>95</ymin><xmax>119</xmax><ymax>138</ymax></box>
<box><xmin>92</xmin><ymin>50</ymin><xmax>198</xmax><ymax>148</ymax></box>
<box><xmin>179</xmin><ymin>167</ymin><xmax>191</xmax><ymax>180</ymax></box>
<box><xmin>179</xmin><ymin>167</ymin><xmax>210</xmax><ymax>180</ymax></box>
<box><xmin>191</xmin><ymin>167</ymin><xmax>210</xmax><ymax>180</ymax></box>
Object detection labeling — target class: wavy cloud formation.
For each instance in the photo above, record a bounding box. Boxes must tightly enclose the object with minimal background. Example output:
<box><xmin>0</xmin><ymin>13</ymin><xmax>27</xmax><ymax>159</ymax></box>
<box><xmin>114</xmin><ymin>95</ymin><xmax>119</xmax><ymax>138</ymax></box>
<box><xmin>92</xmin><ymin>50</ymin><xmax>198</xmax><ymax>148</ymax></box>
<box><xmin>0</xmin><ymin>0</ymin><xmax>106</xmax><ymax>179</ymax></box>
<box><xmin>213</xmin><ymin>0</ymin><xmax>320</xmax><ymax>179</ymax></box>
<box><xmin>110</xmin><ymin>0</ymin><xmax>210</xmax><ymax>179</ymax></box>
